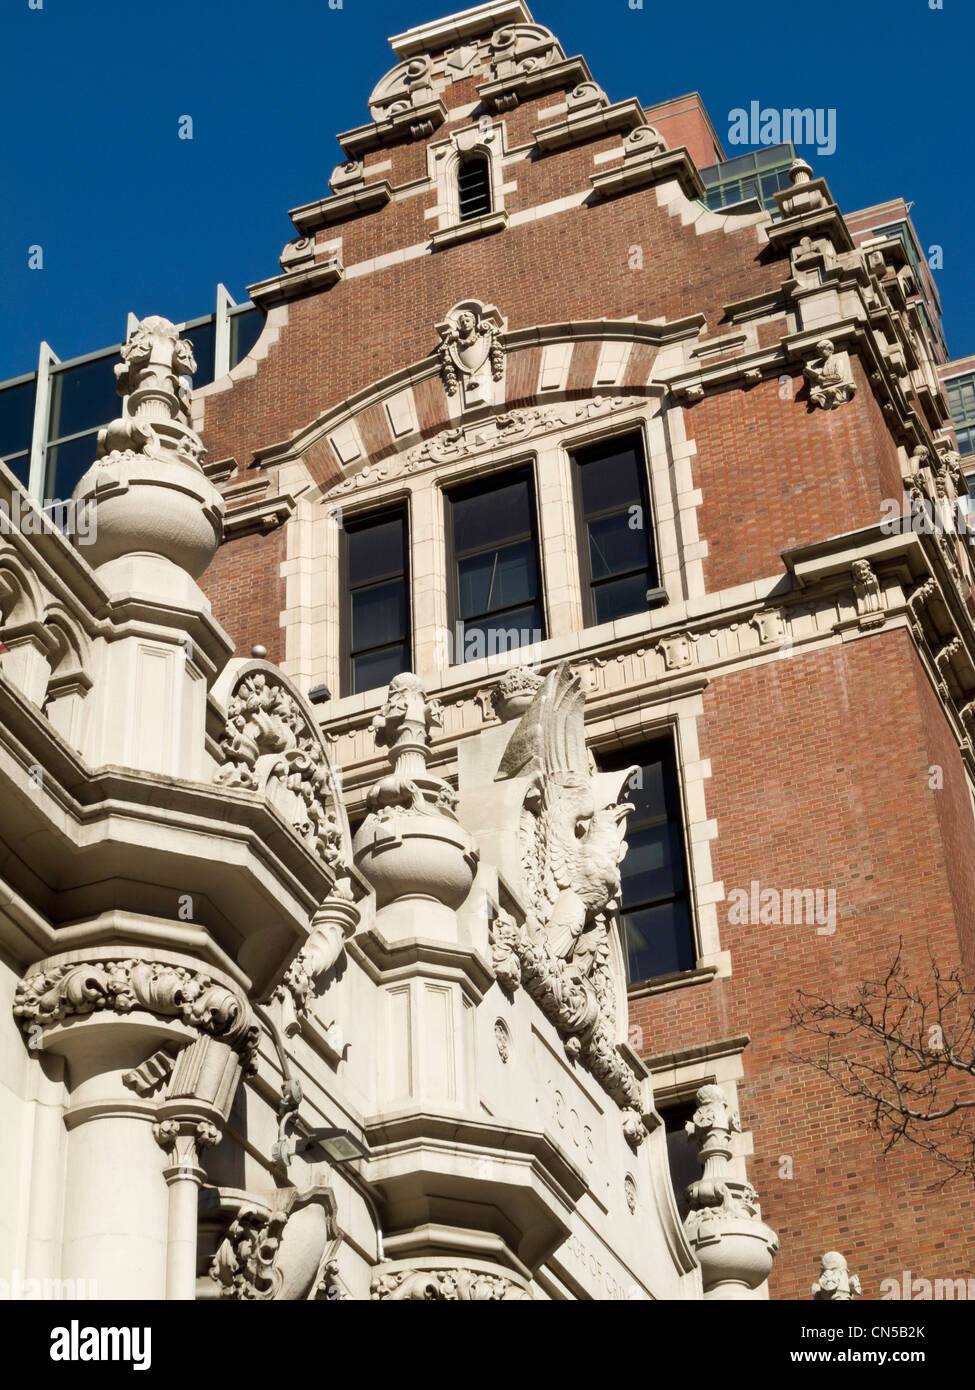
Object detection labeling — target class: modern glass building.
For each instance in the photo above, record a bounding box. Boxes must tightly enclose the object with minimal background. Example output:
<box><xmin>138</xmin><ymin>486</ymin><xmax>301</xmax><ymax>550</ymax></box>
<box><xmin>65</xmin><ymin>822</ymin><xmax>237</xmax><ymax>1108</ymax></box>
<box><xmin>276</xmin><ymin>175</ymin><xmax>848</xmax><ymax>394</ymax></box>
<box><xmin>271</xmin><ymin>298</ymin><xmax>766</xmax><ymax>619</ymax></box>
<box><xmin>698</xmin><ymin>142</ymin><xmax>797</xmax><ymax>212</ymax></box>
<box><xmin>0</xmin><ymin>287</ymin><xmax>261</xmax><ymax>507</ymax></box>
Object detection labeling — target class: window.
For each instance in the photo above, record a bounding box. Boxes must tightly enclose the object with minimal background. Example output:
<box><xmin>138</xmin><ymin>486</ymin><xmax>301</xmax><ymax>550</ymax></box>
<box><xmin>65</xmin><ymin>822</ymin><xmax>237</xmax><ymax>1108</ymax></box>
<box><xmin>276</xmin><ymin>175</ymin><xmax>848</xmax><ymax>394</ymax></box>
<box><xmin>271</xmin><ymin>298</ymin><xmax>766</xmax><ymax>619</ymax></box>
<box><xmin>0</xmin><ymin>376</ymin><xmax>36</xmax><ymax>487</ymax></box>
<box><xmin>457</xmin><ymin>154</ymin><xmax>491</xmax><ymax>221</ymax></box>
<box><xmin>447</xmin><ymin>469</ymin><xmax>545</xmax><ymax>664</ymax></box>
<box><xmin>342</xmin><ymin>508</ymin><xmax>410</xmax><ymax>696</ymax></box>
<box><xmin>573</xmin><ymin>432</ymin><xmax>661</xmax><ymax>626</ymax></box>
<box><xmin>229</xmin><ymin>308</ymin><xmax>263</xmax><ymax>368</ymax></box>
<box><xmin>597</xmin><ymin>738</ymin><xmax>694</xmax><ymax>983</ymax></box>
<box><xmin>46</xmin><ymin>352</ymin><xmax>120</xmax><ymax>499</ymax></box>
<box><xmin>660</xmin><ymin>1101</ymin><xmax>699</xmax><ymax>1219</ymax></box>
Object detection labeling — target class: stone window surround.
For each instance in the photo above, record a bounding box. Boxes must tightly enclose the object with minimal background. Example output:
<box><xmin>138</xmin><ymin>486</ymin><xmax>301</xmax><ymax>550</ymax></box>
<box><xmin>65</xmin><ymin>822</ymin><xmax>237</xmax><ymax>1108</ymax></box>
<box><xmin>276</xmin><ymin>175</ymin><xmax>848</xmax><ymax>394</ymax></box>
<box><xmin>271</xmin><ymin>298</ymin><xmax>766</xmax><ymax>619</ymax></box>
<box><xmin>312</xmin><ymin>400</ymin><xmax>700</xmax><ymax>699</ymax></box>
<box><xmin>426</xmin><ymin>118</ymin><xmax>514</xmax><ymax>233</ymax></box>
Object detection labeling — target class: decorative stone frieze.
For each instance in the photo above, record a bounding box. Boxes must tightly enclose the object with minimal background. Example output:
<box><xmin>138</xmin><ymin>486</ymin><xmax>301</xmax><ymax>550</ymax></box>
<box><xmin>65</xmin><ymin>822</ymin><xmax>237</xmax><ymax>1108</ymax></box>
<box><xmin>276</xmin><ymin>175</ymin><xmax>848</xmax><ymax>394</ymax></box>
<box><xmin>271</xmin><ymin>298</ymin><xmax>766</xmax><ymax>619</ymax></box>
<box><xmin>812</xmin><ymin>1250</ymin><xmax>861</xmax><ymax>1301</ymax></box>
<box><xmin>370</xmin><ymin>1260</ymin><xmax>531</xmax><ymax>1300</ymax></box>
<box><xmin>435</xmin><ymin>299</ymin><xmax>506</xmax><ymax>406</ymax></box>
<box><xmin>13</xmin><ymin>956</ymin><xmax>260</xmax><ymax>1063</ymax></box>
<box><xmin>210</xmin><ymin>1186</ymin><xmax>341</xmax><ymax>1300</ymax></box>
<box><xmin>683</xmin><ymin>1084</ymin><xmax>779</xmax><ymax>1299</ymax></box>
<box><xmin>803</xmin><ymin>337</ymin><xmax>856</xmax><ymax>409</ymax></box>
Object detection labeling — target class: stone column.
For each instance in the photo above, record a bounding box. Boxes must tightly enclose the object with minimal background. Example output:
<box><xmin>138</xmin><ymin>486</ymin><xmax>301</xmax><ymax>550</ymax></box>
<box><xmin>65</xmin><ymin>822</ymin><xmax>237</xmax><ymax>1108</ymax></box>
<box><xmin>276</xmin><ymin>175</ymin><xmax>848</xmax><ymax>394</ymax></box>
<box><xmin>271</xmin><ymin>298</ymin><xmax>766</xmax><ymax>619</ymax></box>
<box><xmin>154</xmin><ymin>1120</ymin><xmax>220</xmax><ymax>1300</ymax></box>
<box><xmin>13</xmin><ymin>949</ymin><xmax>257</xmax><ymax>1301</ymax></box>
<box><xmin>683</xmin><ymin>1084</ymin><xmax>779</xmax><ymax>1299</ymax></box>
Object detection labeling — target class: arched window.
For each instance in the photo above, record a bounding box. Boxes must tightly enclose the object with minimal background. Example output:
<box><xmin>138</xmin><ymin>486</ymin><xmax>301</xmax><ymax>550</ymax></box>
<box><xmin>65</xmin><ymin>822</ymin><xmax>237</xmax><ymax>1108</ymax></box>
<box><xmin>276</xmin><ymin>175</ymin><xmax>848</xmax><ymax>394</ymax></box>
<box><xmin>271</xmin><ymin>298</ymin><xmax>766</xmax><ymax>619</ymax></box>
<box><xmin>457</xmin><ymin>154</ymin><xmax>492</xmax><ymax>222</ymax></box>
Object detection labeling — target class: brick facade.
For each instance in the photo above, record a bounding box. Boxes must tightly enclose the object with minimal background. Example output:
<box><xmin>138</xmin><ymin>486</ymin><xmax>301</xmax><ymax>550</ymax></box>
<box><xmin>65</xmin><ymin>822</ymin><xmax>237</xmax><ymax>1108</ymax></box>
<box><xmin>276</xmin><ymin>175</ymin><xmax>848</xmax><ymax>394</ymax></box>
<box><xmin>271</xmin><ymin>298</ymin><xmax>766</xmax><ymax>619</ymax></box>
<box><xmin>196</xmin><ymin>3</ymin><xmax>975</xmax><ymax>1298</ymax></box>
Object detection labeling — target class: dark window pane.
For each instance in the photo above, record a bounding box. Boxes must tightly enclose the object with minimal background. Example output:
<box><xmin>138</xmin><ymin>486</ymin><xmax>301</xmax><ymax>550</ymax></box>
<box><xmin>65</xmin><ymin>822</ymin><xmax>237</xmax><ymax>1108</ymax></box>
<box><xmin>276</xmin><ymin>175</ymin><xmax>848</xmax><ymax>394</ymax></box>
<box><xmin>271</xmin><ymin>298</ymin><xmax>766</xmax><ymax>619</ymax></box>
<box><xmin>182</xmin><ymin>321</ymin><xmax>215</xmax><ymax>385</ymax></box>
<box><xmin>577</xmin><ymin>441</ymin><xmax>643</xmax><ymax>514</ymax></box>
<box><xmin>459</xmin><ymin>603</ymin><xmax>543</xmax><ymax>659</ymax></box>
<box><xmin>598</xmin><ymin>739</ymin><xmax>694</xmax><ymax>983</ymax></box>
<box><xmin>592</xmin><ymin>570</ymin><xmax>651</xmax><ymax>624</ymax></box>
<box><xmin>452</xmin><ymin>477</ymin><xmax>530</xmax><ymax>554</ymax></box>
<box><xmin>458</xmin><ymin>540</ymin><xmax>537</xmax><ymax>618</ymax></box>
<box><xmin>350</xmin><ymin>581</ymin><xmax>406</xmax><ymax>652</ymax></box>
<box><xmin>2</xmin><ymin>453</ymin><xmax>30</xmax><ymax>486</ymax></box>
<box><xmin>344</xmin><ymin>507</ymin><xmax>410</xmax><ymax>697</ymax></box>
<box><xmin>347</xmin><ymin>516</ymin><xmax>405</xmax><ymax>587</ymax></box>
<box><xmin>622</xmin><ymin>901</ymin><xmax>695</xmax><ymax>979</ymax></box>
<box><xmin>229</xmin><ymin>309</ymin><xmax>263</xmax><ymax>367</ymax></box>
<box><xmin>662</xmin><ymin>1103</ymin><xmax>700</xmax><ymax>1219</ymax></box>
<box><xmin>0</xmin><ymin>379</ymin><xmax>36</xmax><ymax>460</ymax></box>
<box><xmin>48</xmin><ymin>356</ymin><xmax>119</xmax><ymax>441</ymax></box>
<box><xmin>620</xmin><ymin>822</ymin><xmax>687</xmax><ymax>905</ymax></box>
<box><xmin>587</xmin><ymin>510</ymin><xmax>650</xmax><ymax>580</ymax></box>
<box><xmin>47</xmin><ymin>434</ymin><xmax>97</xmax><ymax>500</ymax></box>
<box><xmin>353</xmin><ymin>644</ymin><xmax>407</xmax><ymax>695</ymax></box>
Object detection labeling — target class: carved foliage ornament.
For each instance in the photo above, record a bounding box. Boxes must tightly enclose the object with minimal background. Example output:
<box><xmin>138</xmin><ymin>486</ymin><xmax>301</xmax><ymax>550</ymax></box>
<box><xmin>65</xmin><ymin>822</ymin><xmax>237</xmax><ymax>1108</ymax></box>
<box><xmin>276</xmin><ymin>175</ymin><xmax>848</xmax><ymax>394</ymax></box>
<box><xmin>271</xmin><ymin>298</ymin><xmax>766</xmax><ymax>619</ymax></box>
<box><xmin>371</xmin><ymin>1266</ymin><xmax>530</xmax><ymax>1300</ymax></box>
<box><xmin>215</xmin><ymin>666</ymin><xmax>353</xmax><ymax>878</ymax></box>
<box><xmin>210</xmin><ymin>1186</ymin><xmax>342</xmax><ymax>1301</ymax></box>
<box><xmin>13</xmin><ymin>958</ymin><xmax>259</xmax><ymax>1062</ymax></box>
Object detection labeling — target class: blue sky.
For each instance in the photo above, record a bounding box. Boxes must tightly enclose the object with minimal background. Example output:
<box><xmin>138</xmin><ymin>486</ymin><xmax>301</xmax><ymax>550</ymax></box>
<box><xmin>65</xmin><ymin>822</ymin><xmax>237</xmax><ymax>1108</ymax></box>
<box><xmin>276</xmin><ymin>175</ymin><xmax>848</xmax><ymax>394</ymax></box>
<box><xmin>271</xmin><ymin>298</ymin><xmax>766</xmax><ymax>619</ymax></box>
<box><xmin>1</xmin><ymin>0</ymin><xmax>971</xmax><ymax>380</ymax></box>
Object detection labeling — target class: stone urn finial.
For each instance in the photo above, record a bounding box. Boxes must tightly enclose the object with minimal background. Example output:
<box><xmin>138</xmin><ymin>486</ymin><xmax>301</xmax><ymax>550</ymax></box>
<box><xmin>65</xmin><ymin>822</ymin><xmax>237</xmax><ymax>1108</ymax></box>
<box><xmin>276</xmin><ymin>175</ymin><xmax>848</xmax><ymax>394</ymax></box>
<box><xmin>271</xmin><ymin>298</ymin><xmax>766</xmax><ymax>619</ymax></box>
<box><xmin>683</xmin><ymin>1084</ymin><xmax>779</xmax><ymax>1299</ymax></box>
<box><xmin>353</xmin><ymin>674</ymin><xmax>478</xmax><ymax>941</ymax></box>
<box><xmin>70</xmin><ymin>315</ymin><xmax>225</xmax><ymax>598</ymax></box>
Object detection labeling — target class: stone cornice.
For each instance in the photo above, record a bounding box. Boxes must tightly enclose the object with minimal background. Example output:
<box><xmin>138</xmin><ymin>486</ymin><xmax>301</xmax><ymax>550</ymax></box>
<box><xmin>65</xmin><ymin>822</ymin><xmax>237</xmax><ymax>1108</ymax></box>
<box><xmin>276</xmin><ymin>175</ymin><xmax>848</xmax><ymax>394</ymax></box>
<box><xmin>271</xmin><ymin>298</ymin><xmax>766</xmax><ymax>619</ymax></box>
<box><xmin>349</xmin><ymin>927</ymin><xmax>495</xmax><ymax>998</ymax></box>
<box><xmin>429</xmin><ymin>208</ymin><xmax>509</xmax><ymax>250</ymax></box>
<box><xmin>361</xmin><ymin>1110</ymin><xmax>589</xmax><ymax>1205</ymax></box>
<box><xmin>0</xmin><ymin>680</ymin><xmax>336</xmax><ymax>993</ymax></box>
<box><xmin>337</xmin><ymin>102</ymin><xmax>447</xmax><ymax>159</ymax></box>
<box><xmin>389</xmin><ymin>1</ymin><xmax>531</xmax><ymax>57</ymax></box>
<box><xmin>288</xmin><ymin>181</ymin><xmax>393</xmax><ymax>235</ymax></box>
<box><xmin>222</xmin><ymin>493</ymin><xmax>296</xmax><ymax>539</ymax></box>
<box><xmin>589</xmin><ymin>146</ymin><xmax>705</xmax><ymax>202</ymax></box>
<box><xmin>531</xmin><ymin>96</ymin><xmax>646</xmax><ymax>152</ymax></box>
<box><xmin>247</xmin><ymin>258</ymin><xmax>344</xmax><ymax>309</ymax></box>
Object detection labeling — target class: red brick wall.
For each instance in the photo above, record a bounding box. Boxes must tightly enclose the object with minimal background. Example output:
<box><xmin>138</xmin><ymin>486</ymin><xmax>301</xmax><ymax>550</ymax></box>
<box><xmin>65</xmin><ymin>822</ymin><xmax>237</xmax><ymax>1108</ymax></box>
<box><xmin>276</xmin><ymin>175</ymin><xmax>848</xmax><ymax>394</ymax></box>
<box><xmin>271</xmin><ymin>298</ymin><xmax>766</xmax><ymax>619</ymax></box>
<box><xmin>630</xmin><ymin>631</ymin><xmax>975</xmax><ymax>1298</ymax></box>
<box><xmin>203</xmin><ymin>525</ymin><xmax>286</xmax><ymax>664</ymax></box>
<box><xmin>690</xmin><ymin>359</ymin><xmax>905</xmax><ymax>592</ymax></box>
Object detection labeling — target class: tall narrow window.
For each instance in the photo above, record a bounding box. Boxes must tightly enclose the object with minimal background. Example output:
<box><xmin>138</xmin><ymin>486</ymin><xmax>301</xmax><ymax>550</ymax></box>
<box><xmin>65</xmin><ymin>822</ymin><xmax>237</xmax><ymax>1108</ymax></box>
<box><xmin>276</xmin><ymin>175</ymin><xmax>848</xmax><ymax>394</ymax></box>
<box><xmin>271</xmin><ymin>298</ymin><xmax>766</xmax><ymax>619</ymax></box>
<box><xmin>447</xmin><ymin>469</ymin><xmax>545</xmax><ymax>664</ymax></box>
<box><xmin>458</xmin><ymin>154</ymin><xmax>491</xmax><ymax>221</ymax></box>
<box><xmin>573</xmin><ymin>433</ymin><xmax>662</xmax><ymax>626</ymax></box>
<box><xmin>597</xmin><ymin>738</ymin><xmax>694</xmax><ymax>983</ymax></box>
<box><xmin>660</xmin><ymin>1100</ymin><xmax>699</xmax><ymax>1219</ymax></box>
<box><xmin>342</xmin><ymin>508</ymin><xmax>410</xmax><ymax>696</ymax></box>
